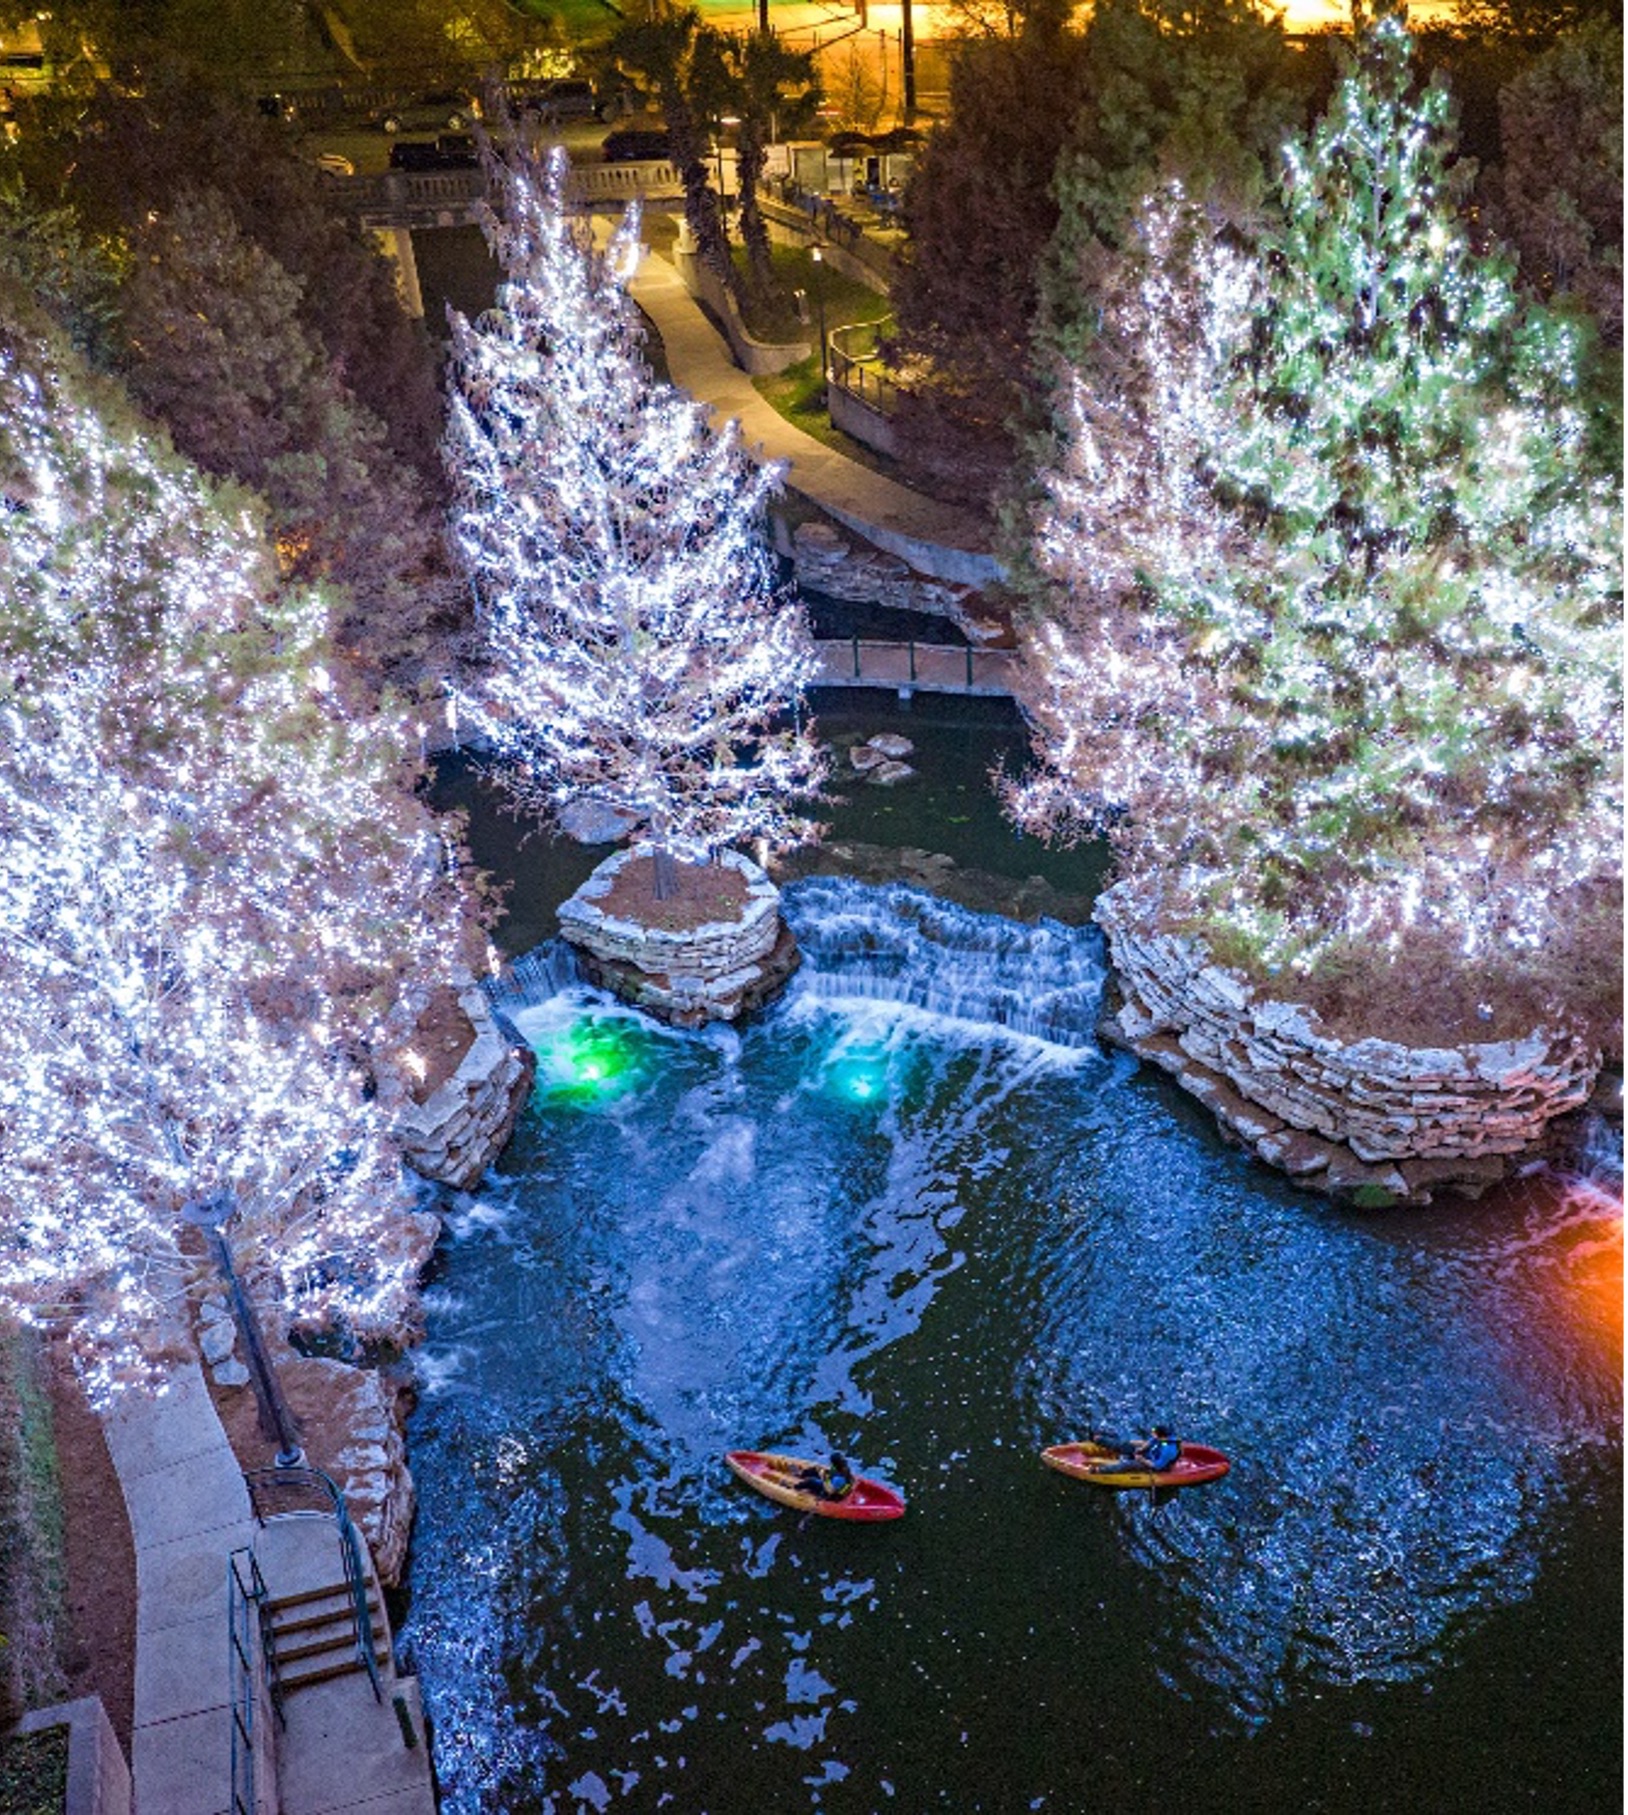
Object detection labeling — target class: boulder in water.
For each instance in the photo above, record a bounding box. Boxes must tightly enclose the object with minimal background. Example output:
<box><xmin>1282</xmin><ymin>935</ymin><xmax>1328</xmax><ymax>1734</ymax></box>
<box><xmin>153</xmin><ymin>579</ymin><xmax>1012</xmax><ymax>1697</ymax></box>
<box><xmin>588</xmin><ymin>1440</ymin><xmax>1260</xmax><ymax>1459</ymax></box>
<box><xmin>868</xmin><ymin>760</ymin><xmax>915</xmax><ymax>786</ymax></box>
<box><xmin>559</xmin><ymin>797</ymin><xmax>640</xmax><ymax>845</ymax></box>
<box><xmin>868</xmin><ymin>733</ymin><xmax>915</xmax><ymax>759</ymax></box>
<box><xmin>849</xmin><ymin>743</ymin><xmax>887</xmax><ymax>772</ymax></box>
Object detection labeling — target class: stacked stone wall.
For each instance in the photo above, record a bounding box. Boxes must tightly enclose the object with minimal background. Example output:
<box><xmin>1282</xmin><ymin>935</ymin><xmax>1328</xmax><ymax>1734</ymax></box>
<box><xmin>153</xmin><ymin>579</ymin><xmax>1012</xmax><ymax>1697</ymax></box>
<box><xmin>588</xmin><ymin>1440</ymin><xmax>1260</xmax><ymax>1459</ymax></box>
<box><xmin>390</xmin><ymin>985</ymin><xmax>536</xmax><ymax>1191</ymax></box>
<box><xmin>789</xmin><ymin>521</ymin><xmax>1009</xmax><ymax>646</ymax></box>
<box><xmin>559</xmin><ymin>846</ymin><xmax>798</xmax><ymax>1026</ymax></box>
<box><xmin>1095</xmin><ymin>885</ymin><xmax>1600</xmax><ymax>1204</ymax></box>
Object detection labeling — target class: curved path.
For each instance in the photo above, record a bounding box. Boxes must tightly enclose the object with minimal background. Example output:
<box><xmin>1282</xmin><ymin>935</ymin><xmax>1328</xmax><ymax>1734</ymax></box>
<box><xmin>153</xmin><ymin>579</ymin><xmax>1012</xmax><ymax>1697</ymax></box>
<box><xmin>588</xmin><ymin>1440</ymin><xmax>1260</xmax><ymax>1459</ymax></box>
<box><xmin>102</xmin><ymin>1362</ymin><xmax>433</xmax><ymax>1814</ymax></box>
<box><xmin>626</xmin><ymin>249</ymin><xmax>1001</xmax><ymax>588</ymax></box>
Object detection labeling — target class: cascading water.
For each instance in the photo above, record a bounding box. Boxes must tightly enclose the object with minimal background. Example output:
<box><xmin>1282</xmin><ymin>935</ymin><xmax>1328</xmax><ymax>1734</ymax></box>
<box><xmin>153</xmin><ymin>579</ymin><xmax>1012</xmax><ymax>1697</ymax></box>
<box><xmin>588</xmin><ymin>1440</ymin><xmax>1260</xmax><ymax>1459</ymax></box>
<box><xmin>783</xmin><ymin>877</ymin><xmax>1109</xmax><ymax>1047</ymax></box>
<box><xmin>403</xmin><ymin>878</ymin><xmax>1622</xmax><ymax>1815</ymax></box>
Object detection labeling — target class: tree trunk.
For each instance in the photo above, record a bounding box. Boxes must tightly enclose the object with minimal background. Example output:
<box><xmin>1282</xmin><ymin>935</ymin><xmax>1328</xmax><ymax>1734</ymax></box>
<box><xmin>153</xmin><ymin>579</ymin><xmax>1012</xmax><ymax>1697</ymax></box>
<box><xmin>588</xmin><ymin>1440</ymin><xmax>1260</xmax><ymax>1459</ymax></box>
<box><xmin>665</xmin><ymin>91</ymin><xmax>738</xmax><ymax>300</ymax></box>
<box><xmin>737</xmin><ymin>126</ymin><xmax>773</xmax><ymax>295</ymax></box>
<box><xmin>651</xmin><ymin>842</ymin><xmax>679</xmax><ymax>901</ymax></box>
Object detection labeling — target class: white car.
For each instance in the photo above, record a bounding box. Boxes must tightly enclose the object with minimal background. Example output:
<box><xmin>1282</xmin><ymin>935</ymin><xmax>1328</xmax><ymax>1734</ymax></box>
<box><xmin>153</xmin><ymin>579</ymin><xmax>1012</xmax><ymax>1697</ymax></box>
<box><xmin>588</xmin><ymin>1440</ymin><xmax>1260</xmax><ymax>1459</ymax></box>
<box><xmin>314</xmin><ymin>151</ymin><xmax>355</xmax><ymax>177</ymax></box>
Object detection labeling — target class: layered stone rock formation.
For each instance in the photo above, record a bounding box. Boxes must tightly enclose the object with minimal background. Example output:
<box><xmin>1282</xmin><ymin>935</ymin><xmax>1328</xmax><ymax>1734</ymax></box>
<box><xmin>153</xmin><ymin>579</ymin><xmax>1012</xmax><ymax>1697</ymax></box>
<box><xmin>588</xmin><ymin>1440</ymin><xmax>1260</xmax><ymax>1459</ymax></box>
<box><xmin>558</xmin><ymin>845</ymin><xmax>799</xmax><ymax>1027</ymax></box>
<box><xmin>1095</xmin><ymin>885</ymin><xmax>1601</xmax><ymax>1205</ymax></box>
<box><xmin>790</xmin><ymin>521</ymin><xmax>1010</xmax><ymax>646</ymax></box>
<box><xmin>388</xmin><ymin>984</ymin><xmax>537</xmax><ymax>1191</ymax></box>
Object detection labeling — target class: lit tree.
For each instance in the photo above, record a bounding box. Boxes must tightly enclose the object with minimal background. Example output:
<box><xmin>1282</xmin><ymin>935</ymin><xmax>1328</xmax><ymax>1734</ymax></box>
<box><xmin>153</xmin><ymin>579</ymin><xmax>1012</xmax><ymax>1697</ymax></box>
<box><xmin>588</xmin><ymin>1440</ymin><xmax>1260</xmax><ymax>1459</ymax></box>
<box><xmin>443</xmin><ymin>143</ymin><xmax>826</xmax><ymax>895</ymax></box>
<box><xmin>1012</xmin><ymin>18</ymin><xmax>1622</xmax><ymax>1005</ymax></box>
<box><xmin>0</xmin><ymin>302</ymin><xmax>467</xmax><ymax>1399</ymax></box>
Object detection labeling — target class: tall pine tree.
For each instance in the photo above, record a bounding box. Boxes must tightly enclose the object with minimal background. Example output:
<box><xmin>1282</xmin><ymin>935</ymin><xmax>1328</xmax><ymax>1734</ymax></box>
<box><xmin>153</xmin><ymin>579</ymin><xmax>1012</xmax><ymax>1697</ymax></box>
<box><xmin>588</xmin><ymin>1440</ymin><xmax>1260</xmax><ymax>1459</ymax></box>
<box><xmin>443</xmin><ymin>144</ymin><xmax>825</xmax><ymax>892</ymax></box>
<box><xmin>1013</xmin><ymin>18</ymin><xmax>1621</xmax><ymax>1028</ymax></box>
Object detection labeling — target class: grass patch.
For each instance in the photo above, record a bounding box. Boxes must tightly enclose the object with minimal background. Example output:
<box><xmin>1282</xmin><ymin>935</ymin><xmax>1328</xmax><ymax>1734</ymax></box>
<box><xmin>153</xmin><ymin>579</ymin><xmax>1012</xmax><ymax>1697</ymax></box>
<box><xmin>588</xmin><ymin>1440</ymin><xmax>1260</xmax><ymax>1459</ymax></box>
<box><xmin>739</xmin><ymin>242</ymin><xmax>899</xmax><ymax>473</ymax></box>
<box><xmin>0</xmin><ymin>1325</ymin><xmax>67</xmax><ymax>1730</ymax></box>
<box><xmin>731</xmin><ymin>242</ymin><xmax>890</xmax><ymax>347</ymax></box>
<box><xmin>754</xmin><ymin>355</ymin><xmax>900</xmax><ymax>476</ymax></box>
<box><xmin>0</xmin><ymin>1725</ymin><xmax>68</xmax><ymax>1815</ymax></box>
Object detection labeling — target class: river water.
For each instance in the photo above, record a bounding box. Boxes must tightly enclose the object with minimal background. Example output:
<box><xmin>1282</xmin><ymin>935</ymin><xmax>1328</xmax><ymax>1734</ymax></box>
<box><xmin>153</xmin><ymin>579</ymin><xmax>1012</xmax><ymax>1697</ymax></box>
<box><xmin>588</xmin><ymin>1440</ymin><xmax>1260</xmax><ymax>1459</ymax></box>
<box><xmin>405</xmin><ymin>718</ymin><xmax>1621</xmax><ymax>1814</ymax></box>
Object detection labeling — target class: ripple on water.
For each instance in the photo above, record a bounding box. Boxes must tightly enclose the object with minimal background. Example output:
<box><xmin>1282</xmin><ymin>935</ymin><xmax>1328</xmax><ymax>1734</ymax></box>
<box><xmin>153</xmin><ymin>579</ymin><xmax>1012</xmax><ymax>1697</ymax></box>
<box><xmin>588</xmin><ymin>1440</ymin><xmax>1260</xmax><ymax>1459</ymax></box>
<box><xmin>404</xmin><ymin>880</ymin><xmax>1622</xmax><ymax>1810</ymax></box>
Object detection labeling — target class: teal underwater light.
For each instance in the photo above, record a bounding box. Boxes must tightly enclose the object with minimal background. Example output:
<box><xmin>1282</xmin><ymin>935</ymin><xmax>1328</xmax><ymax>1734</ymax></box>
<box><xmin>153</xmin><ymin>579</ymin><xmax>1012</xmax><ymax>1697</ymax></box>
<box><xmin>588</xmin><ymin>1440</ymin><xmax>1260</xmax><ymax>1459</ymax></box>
<box><xmin>824</xmin><ymin>1045</ymin><xmax>890</xmax><ymax>1106</ymax></box>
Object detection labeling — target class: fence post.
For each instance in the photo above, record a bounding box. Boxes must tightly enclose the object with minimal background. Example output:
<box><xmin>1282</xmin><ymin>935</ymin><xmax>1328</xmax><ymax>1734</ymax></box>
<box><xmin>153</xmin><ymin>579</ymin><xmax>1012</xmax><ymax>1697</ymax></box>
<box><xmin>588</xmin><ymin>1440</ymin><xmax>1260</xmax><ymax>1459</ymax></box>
<box><xmin>966</xmin><ymin>645</ymin><xmax>973</xmax><ymax>689</ymax></box>
<box><xmin>909</xmin><ymin>641</ymin><xmax>916</xmax><ymax>683</ymax></box>
<box><xmin>852</xmin><ymin>634</ymin><xmax>860</xmax><ymax>679</ymax></box>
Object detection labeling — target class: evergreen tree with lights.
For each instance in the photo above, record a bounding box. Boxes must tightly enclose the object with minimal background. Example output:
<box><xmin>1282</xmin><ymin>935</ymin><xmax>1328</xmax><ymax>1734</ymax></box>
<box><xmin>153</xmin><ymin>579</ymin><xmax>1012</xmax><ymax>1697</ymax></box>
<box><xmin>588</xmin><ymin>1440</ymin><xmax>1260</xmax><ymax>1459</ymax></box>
<box><xmin>1012</xmin><ymin>16</ymin><xmax>1621</xmax><ymax>1034</ymax></box>
<box><xmin>0</xmin><ymin>300</ymin><xmax>467</xmax><ymax>1398</ymax></box>
<box><xmin>443</xmin><ymin>143</ymin><xmax>826</xmax><ymax>897</ymax></box>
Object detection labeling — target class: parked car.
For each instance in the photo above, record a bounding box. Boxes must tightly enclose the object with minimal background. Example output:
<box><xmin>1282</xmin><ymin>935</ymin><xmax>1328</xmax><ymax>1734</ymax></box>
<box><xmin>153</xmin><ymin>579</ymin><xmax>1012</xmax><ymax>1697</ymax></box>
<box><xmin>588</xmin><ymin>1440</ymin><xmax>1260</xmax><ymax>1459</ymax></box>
<box><xmin>389</xmin><ymin>134</ymin><xmax>478</xmax><ymax>171</ymax></box>
<box><xmin>314</xmin><ymin>150</ymin><xmax>355</xmax><ymax>177</ymax></box>
<box><xmin>513</xmin><ymin>78</ymin><xmax>635</xmax><ymax>124</ymax></box>
<box><xmin>601</xmin><ymin>127</ymin><xmax>672</xmax><ymax>163</ymax></box>
<box><xmin>377</xmin><ymin>91</ymin><xmax>475</xmax><ymax>134</ymax></box>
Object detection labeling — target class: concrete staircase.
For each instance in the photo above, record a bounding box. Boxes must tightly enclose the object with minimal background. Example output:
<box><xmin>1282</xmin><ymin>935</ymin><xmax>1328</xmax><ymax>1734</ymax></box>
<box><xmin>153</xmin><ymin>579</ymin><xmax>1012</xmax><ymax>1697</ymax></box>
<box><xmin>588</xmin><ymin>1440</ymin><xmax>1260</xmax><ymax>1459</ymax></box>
<box><xmin>265</xmin><ymin>1572</ymin><xmax>390</xmax><ymax>1696</ymax></box>
<box><xmin>251</xmin><ymin>1511</ymin><xmax>434</xmax><ymax>1815</ymax></box>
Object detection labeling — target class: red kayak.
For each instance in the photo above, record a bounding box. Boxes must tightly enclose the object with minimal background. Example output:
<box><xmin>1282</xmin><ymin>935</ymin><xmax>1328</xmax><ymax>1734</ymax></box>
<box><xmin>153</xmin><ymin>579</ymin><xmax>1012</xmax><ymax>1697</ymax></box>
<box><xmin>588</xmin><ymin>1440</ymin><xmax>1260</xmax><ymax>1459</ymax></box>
<box><xmin>1041</xmin><ymin>1439</ymin><xmax>1231</xmax><ymax>1491</ymax></box>
<box><xmin>725</xmin><ymin>1450</ymin><xmax>905</xmax><ymax>1521</ymax></box>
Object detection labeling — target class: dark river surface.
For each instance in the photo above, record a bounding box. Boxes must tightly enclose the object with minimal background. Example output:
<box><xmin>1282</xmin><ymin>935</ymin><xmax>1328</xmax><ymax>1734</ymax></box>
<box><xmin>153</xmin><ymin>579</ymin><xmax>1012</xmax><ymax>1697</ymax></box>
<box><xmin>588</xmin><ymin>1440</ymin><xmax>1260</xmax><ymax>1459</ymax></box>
<box><xmin>405</xmin><ymin>695</ymin><xmax>1623</xmax><ymax>1814</ymax></box>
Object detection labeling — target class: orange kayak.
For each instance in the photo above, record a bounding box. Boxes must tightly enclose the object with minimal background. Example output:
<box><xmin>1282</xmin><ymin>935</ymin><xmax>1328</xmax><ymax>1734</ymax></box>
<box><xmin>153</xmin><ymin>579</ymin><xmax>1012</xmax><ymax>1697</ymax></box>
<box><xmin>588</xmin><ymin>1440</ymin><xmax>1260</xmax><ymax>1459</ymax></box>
<box><xmin>1041</xmin><ymin>1439</ymin><xmax>1231</xmax><ymax>1491</ymax></box>
<box><xmin>725</xmin><ymin>1450</ymin><xmax>906</xmax><ymax>1520</ymax></box>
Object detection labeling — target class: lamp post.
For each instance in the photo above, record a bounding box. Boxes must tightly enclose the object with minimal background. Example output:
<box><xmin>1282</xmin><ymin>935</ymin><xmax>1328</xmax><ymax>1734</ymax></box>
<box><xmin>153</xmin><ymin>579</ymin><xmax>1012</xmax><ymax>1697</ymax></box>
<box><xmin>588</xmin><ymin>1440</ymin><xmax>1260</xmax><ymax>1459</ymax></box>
<box><xmin>901</xmin><ymin>0</ymin><xmax>915</xmax><ymax>120</ymax></box>
<box><xmin>183</xmin><ymin>1192</ymin><xmax>305</xmax><ymax>1469</ymax></box>
<box><xmin>810</xmin><ymin>243</ymin><xmax>829</xmax><ymax>410</ymax></box>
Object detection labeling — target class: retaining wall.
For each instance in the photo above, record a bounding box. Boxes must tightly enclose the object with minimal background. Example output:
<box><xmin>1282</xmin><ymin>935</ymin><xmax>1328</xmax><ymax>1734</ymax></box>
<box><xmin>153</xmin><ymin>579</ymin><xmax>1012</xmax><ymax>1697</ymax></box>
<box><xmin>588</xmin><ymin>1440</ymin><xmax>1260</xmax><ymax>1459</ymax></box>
<box><xmin>1095</xmin><ymin>884</ymin><xmax>1600</xmax><ymax>1204</ymax></box>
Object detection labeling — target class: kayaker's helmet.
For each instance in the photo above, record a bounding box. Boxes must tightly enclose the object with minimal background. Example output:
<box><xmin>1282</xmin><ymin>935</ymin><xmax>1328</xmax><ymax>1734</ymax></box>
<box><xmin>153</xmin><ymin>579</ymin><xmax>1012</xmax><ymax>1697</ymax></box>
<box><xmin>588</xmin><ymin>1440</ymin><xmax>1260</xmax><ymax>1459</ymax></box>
<box><xmin>1152</xmin><ymin>1425</ymin><xmax>1171</xmax><ymax>1437</ymax></box>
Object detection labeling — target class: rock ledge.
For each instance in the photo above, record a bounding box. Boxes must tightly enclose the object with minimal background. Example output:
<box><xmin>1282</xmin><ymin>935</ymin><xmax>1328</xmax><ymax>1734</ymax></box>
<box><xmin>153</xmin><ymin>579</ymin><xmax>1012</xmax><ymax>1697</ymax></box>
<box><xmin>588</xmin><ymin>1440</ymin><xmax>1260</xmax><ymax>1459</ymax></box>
<box><xmin>559</xmin><ymin>845</ymin><xmax>799</xmax><ymax>1027</ymax></box>
<box><xmin>1095</xmin><ymin>884</ymin><xmax>1601</xmax><ymax>1205</ymax></box>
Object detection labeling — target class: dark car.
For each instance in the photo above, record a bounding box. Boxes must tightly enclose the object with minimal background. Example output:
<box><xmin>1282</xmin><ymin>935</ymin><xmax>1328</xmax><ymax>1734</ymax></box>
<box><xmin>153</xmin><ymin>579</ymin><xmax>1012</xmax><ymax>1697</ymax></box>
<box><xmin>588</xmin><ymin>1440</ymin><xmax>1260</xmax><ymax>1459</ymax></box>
<box><xmin>514</xmin><ymin>78</ymin><xmax>634</xmax><ymax>124</ymax></box>
<box><xmin>388</xmin><ymin>134</ymin><xmax>478</xmax><ymax>171</ymax></box>
<box><xmin>378</xmin><ymin>91</ymin><xmax>475</xmax><ymax>134</ymax></box>
<box><xmin>601</xmin><ymin>127</ymin><xmax>672</xmax><ymax>163</ymax></box>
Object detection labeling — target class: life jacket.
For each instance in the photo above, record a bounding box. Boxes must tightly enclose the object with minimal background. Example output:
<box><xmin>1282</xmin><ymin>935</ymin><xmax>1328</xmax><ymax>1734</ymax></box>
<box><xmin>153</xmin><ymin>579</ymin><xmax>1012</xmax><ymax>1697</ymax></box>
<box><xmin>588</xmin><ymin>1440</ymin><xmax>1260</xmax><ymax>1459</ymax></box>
<box><xmin>1145</xmin><ymin>1437</ymin><xmax>1180</xmax><ymax>1471</ymax></box>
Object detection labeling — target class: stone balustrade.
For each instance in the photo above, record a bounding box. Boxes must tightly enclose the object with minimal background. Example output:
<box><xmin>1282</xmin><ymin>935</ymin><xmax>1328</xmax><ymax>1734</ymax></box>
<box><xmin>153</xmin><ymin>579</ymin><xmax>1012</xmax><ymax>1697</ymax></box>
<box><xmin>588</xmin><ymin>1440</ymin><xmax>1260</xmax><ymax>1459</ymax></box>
<box><xmin>1094</xmin><ymin>885</ymin><xmax>1601</xmax><ymax>1205</ymax></box>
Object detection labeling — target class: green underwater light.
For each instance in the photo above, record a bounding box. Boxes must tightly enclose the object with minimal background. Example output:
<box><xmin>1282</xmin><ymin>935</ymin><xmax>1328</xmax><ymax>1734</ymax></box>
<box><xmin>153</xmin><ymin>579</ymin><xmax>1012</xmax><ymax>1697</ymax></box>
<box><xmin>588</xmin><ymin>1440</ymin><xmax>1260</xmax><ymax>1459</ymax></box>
<box><xmin>530</xmin><ymin>1014</ymin><xmax>649</xmax><ymax>1105</ymax></box>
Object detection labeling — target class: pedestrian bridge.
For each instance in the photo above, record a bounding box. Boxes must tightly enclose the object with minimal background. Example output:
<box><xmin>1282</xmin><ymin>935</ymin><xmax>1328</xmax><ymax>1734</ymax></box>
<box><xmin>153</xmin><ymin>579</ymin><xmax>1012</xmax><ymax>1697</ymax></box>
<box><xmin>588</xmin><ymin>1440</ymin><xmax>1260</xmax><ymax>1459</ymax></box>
<box><xmin>339</xmin><ymin>161</ymin><xmax>683</xmax><ymax>232</ymax></box>
<box><xmin>813</xmin><ymin>638</ymin><xmax>1016</xmax><ymax>698</ymax></box>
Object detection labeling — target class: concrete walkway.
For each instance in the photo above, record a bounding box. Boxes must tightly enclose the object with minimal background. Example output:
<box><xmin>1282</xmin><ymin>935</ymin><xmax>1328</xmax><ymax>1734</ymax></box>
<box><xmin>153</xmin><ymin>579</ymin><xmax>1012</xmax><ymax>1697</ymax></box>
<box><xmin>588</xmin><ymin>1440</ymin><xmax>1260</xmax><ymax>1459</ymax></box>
<box><xmin>626</xmin><ymin>249</ymin><xmax>1001</xmax><ymax>587</ymax></box>
<box><xmin>101</xmin><ymin>1363</ymin><xmax>436</xmax><ymax>1815</ymax></box>
<box><xmin>101</xmin><ymin>1364</ymin><xmax>256</xmax><ymax>1815</ymax></box>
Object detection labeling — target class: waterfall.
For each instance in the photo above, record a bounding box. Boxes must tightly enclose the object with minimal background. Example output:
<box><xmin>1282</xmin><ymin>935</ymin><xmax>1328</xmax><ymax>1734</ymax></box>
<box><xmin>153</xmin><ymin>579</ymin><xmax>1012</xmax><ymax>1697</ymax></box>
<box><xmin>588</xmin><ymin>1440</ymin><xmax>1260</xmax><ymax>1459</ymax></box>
<box><xmin>482</xmin><ymin>940</ymin><xmax>585</xmax><ymax>1015</ymax></box>
<box><xmin>782</xmin><ymin>877</ymin><xmax>1107</xmax><ymax>1049</ymax></box>
<box><xmin>1568</xmin><ymin>1107</ymin><xmax>1624</xmax><ymax>1195</ymax></box>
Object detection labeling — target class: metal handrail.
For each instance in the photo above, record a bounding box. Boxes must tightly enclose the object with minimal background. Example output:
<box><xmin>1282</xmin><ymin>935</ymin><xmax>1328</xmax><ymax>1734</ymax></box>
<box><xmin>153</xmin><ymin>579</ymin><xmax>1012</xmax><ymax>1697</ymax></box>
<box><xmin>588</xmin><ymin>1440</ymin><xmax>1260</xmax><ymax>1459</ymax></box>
<box><xmin>814</xmin><ymin>638</ymin><xmax>1014</xmax><ymax>698</ymax></box>
<box><xmin>227</xmin><ymin>1548</ymin><xmax>269</xmax><ymax>1815</ymax></box>
<box><xmin>245</xmin><ymin>1465</ymin><xmax>386</xmax><ymax>1704</ymax></box>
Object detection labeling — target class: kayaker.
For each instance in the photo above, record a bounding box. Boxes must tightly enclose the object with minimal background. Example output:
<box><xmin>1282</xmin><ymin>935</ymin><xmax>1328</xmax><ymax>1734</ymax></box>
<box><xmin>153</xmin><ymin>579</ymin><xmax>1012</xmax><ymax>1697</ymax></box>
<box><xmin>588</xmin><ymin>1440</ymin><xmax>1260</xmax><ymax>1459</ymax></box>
<box><xmin>1143</xmin><ymin>1428</ymin><xmax>1181</xmax><ymax>1471</ymax></box>
<box><xmin>795</xmin><ymin>1454</ymin><xmax>856</xmax><ymax>1501</ymax></box>
<box><xmin>825</xmin><ymin>1453</ymin><xmax>856</xmax><ymax>1500</ymax></box>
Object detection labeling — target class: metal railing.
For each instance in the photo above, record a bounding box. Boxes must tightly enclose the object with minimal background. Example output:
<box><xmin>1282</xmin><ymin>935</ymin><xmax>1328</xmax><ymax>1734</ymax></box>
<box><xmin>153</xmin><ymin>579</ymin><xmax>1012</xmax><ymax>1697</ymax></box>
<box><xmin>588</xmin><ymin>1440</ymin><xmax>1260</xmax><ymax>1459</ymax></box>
<box><xmin>827</xmin><ymin>317</ymin><xmax>906</xmax><ymax>419</ymax></box>
<box><xmin>244</xmin><ymin>1466</ymin><xmax>385</xmax><ymax>1704</ymax></box>
<box><xmin>228</xmin><ymin>1548</ymin><xmax>271</xmax><ymax>1815</ymax></box>
<box><xmin>813</xmin><ymin>638</ymin><xmax>1015</xmax><ymax>697</ymax></box>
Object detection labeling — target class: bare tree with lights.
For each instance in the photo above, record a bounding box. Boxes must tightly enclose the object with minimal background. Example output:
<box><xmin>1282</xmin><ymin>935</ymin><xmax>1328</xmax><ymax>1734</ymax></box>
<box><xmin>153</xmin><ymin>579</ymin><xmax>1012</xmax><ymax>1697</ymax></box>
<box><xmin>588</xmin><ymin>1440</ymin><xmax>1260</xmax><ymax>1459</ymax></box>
<box><xmin>1012</xmin><ymin>18</ymin><xmax>1621</xmax><ymax>1023</ymax></box>
<box><xmin>443</xmin><ymin>142</ymin><xmax>826</xmax><ymax>897</ymax></box>
<box><xmin>0</xmin><ymin>305</ymin><xmax>465</xmax><ymax>1401</ymax></box>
